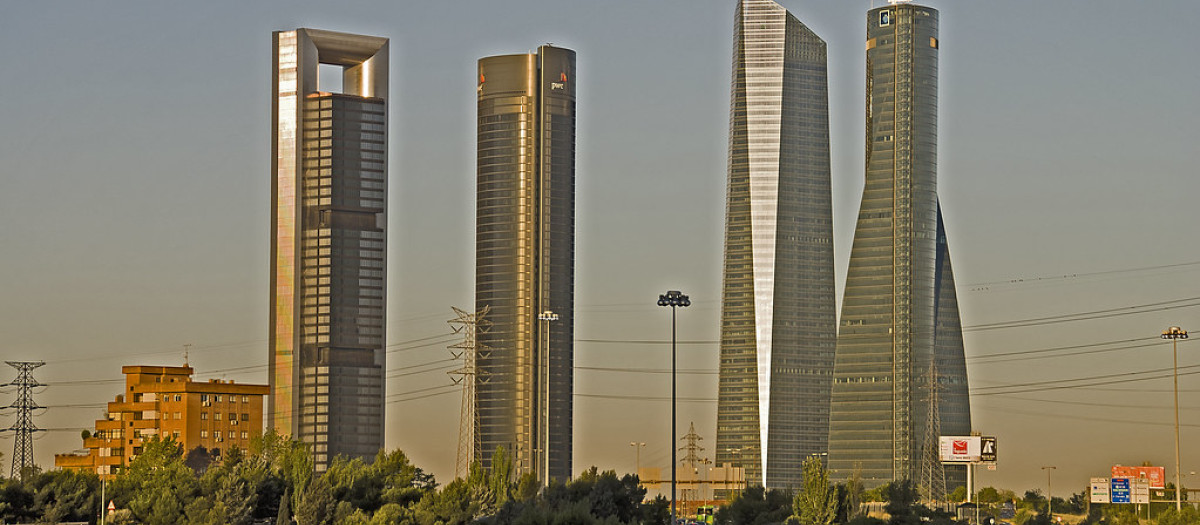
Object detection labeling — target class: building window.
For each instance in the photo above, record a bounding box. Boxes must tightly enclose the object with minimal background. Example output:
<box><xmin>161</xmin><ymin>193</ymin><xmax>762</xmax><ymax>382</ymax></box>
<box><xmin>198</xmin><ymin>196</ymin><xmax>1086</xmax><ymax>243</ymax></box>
<box><xmin>229</xmin><ymin>413</ymin><xmax>236</xmax><ymax>422</ymax></box>
<box><xmin>174</xmin><ymin>395</ymin><xmax>181</xmax><ymax>402</ymax></box>
<box><xmin>201</xmin><ymin>430</ymin><xmax>208</xmax><ymax>438</ymax></box>
<box><xmin>880</xmin><ymin>10</ymin><xmax>890</xmax><ymax>26</ymax></box>
<box><xmin>201</xmin><ymin>394</ymin><xmax>208</xmax><ymax>403</ymax></box>
<box><xmin>241</xmin><ymin>431</ymin><xmax>249</xmax><ymax>439</ymax></box>
<box><xmin>214</xmin><ymin>413</ymin><xmax>221</xmax><ymax>421</ymax></box>
<box><xmin>201</xmin><ymin>413</ymin><xmax>208</xmax><ymax>420</ymax></box>
<box><xmin>173</xmin><ymin>430</ymin><xmax>180</xmax><ymax>438</ymax></box>
<box><xmin>242</xmin><ymin>396</ymin><xmax>249</xmax><ymax>403</ymax></box>
<box><xmin>174</xmin><ymin>412</ymin><xmax>181</xmax><ymax>420</ymax></box>
<box><xmin>216</xmin><ymin>395</ymin><xmax>222</xmax><ymax>403</ymax></box>
<box><xmin>229</xmin><ymin>431</ymin><xmax>236</xmax><ymax>439</ymax></box>
<box><xmin>241</xmin><ymin>413</ymin><xmax>250</xmax><ymax>421</ymax></box>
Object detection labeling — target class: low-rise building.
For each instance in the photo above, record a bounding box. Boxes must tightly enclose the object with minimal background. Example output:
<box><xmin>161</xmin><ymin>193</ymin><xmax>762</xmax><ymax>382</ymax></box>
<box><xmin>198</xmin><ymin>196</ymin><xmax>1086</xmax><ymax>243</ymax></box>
<box><xmin>54</xmin><ymin>365</ymin><xmax>268</xmax><ymax>477</ymax></box>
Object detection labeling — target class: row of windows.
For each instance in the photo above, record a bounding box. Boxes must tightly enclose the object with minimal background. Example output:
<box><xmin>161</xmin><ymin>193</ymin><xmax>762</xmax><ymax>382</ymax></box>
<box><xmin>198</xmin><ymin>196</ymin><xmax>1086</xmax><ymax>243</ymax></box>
<box><xmin>198</xmin><ymin>394</ymin><xmax>251</xmax><ymax>404</ymax></box>
<box><xmin>199</xmin><ymin>412</ymin><xmax>252</xmax><ymax>421</ymax></box>
<box><xmin>201</xmin><ymin>430</ymin><xmax>250</xmax><ymax>440</ymax></box>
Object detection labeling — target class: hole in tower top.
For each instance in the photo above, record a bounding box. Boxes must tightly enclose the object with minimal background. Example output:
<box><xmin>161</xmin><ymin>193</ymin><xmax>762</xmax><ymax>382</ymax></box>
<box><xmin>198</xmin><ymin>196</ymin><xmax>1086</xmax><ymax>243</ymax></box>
<box><xmin>318</xmin><ymin>63</ymin><xmax>344</xmax><ymax>93</ymax></box>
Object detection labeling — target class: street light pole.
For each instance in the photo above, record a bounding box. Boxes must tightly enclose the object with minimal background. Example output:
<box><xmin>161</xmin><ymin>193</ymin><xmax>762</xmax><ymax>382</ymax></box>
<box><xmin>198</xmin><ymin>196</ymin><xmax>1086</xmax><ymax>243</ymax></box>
<box><xmin>537</xmin><ymin>310</ymin><xmax>559</xmax><ymax>486</ymax></box>
<box><xmin>1163</xmin><ymin>326</ymin><xmax>1188</xmax><ymax>512</ymax></box>
<box><xmin>1042</xmin><ymin>466</ymin><xmax>1056</xmax><ymax>518</ymax></box>
<box><xmin>630</xmin><ymin>441</ymin><xmax>646</xmax><ymax>477</ymax></box>
<box><xmin>659</xmin><ymin>290</ymin><xmax>690</xmax><ymax>525</ymax></box>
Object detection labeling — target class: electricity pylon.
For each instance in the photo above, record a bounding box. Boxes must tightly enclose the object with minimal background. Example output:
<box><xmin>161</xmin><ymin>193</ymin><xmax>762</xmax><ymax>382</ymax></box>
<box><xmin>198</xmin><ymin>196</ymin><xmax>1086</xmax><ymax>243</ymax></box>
<box><xmin>3</xmin><ymin>361</ymin><xmax>46</xmax><ymax>479</ymax></box>
<box><xmin>448</xmin><ymin>306</ymin><xmax>491</xmax><ymax>479</ymax></box>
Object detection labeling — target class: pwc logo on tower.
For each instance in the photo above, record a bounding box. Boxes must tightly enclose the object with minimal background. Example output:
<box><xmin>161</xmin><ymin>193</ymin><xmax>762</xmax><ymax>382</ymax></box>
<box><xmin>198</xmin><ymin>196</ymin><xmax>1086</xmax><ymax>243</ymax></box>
<box><xmin>551</xmin><ymin>72</ymin><xmax>567</xmax><ymax>90</ymax></box>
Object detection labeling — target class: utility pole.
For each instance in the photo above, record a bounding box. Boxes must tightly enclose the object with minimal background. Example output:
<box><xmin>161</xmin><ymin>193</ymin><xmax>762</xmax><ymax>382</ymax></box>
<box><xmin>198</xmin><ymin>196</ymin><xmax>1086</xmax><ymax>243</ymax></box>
<box><xmin>1042</xmin><ymin>466</ymin><xmax>1056</xmax><ymax>519</ymax></box>
<box><xmin>449</xmin><ymin>306</ymin><xmax>491</xmax><ymax>479</ymax></box>
<box><xmin>3</xmin><ymin>361</ymin><xmax>46</xmax><ymax>479</ymax></box>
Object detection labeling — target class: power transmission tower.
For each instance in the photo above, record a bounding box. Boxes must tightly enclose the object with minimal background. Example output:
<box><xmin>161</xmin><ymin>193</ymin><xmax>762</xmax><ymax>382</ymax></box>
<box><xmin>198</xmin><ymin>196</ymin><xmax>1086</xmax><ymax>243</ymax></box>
<box><xmin>3</xmin><ymin>361</ymin><xmax>46</xmax><ymax>479</ymax></box>
<box><xmin>448</xmin><ymin>306</ymin><xmax>491</xmax><ymax>479</ymax></box>
<box><xmin>680</xmin><ymin>422</ymin><xmax>706</xmax><ymax>505</ymax></box>
<box><xmin>918</xmin><ymin>360</ymin><xmax>946</xmax><ymax>502</ymax></box>
<box><xmin>680</xmin><ymin>422</ymin><xmax>705</xmax><ymax>468</ymax></box>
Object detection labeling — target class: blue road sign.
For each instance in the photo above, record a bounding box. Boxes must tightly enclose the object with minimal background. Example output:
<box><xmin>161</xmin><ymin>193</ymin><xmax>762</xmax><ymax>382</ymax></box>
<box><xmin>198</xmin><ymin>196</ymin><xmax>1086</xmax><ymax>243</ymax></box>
<box><xmin>1111</xmin><ymin>478</ymin><xmax>1132</xmax><ymax>504</ymax></box>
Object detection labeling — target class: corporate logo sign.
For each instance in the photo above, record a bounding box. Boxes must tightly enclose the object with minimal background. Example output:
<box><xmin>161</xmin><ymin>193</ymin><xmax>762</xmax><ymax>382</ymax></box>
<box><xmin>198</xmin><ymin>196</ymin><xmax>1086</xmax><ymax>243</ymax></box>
<box><xmin>938</xmin><ymin>436</ymin><xmax>998</xmax><ymax>464</ymax></box>
<box><xmin>939</xmin><ymin>436</ymin><xmax>981</xmax><ymax>463</ymax></box>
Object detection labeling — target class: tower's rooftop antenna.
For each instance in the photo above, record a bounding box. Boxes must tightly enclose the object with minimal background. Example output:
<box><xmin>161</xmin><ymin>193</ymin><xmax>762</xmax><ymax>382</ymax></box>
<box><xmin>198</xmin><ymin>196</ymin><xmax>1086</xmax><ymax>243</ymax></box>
<box><xmin>888</xmin><ymin>0</ymin><xmax>914</xmax><ymax>4</ymax></box>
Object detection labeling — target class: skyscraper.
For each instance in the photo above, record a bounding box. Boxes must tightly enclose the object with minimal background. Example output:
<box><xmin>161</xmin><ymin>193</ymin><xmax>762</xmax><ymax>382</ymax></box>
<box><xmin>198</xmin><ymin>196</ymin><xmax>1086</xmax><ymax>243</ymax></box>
<box><xmin>475</xmin><ymin>45</ymin><xmax>576</xmax><ymax>484</ymax></box>
<box><xmin>827</xmin><ymin>3</ymin><xmax>971</xmax><ymax>491</ymax></box>
<box><xmin>270</xmin><ymin>28</ymin><xmax>388</xmax><ymax>471</ymax></box>
<box><xmin>716</xmin><ymin>0</ymin><xmax>836</xmax><ymax>489</ymax></box>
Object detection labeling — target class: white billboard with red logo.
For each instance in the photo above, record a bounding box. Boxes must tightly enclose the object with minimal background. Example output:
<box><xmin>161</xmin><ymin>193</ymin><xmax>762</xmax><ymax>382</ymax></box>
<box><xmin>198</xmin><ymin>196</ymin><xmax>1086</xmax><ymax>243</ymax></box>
<box><xmin>938</xmin><ymin>436</ymin><xmax>981</xmax><ymax>463</ymax></box>
<box><xmin>1112</xmin><ymin>466</ymin><xmax>1166</xmax><ymax>489</ymax></box>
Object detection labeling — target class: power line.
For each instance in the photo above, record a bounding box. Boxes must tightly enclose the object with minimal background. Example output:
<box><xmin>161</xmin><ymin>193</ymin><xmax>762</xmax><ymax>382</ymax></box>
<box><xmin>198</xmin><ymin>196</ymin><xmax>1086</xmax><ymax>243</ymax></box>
<box><xmin>964</xmin><ymin>259</ymin><xmax>1200</xmax><ymax>290</ymax></box>
<box><xmin>963</xmin><ymin>296</ymin><xmax>1200</xmax><ymax>332</ymax></box>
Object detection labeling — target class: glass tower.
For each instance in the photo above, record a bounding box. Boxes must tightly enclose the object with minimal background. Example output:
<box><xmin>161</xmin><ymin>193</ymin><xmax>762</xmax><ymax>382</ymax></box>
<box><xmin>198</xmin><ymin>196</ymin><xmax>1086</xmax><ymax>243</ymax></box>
<box><xmin>828</xmin><ymin>3</ymin><xmax>971</xmax><ymax>490</ymax></box>
<box><xmin>270</xmin><ymin>28</ymin><xmax>388</xmax><ymax>471</ymax></box>
<box><xmin>475</xmin><ymin>45</ymin><xmax>575</xmax><ymax>484</ymax></box>
<box><xmin>716</xmin><ymin>0</ymin><xmax>836</xmax><ymax>489</ymax></box>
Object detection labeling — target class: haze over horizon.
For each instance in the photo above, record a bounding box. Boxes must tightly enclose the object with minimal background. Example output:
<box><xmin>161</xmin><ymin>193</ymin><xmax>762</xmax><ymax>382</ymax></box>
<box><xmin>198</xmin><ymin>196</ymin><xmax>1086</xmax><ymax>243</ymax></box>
<box><xmin>1</xmin><ymin>0</ymin><xmax>1198</xmax><ymax>498</ymax></box>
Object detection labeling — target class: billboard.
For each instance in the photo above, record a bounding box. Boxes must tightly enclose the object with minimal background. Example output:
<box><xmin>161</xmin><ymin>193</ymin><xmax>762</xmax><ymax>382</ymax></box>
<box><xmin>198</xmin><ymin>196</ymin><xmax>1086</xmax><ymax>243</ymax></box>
<box><xmin>1090</xmin><ymin>478</ymin><xmax>1111</xmax><ymax>504</ymax></box>
<box><xmin>1112</xmin><ymin>465</ymin><xmax>1166</xmax><ymax>489</ymax></box>
<box><xmin>939</xmin><ymin>436</ymin><xmax>981</xmax><ymax>463</ymax></box>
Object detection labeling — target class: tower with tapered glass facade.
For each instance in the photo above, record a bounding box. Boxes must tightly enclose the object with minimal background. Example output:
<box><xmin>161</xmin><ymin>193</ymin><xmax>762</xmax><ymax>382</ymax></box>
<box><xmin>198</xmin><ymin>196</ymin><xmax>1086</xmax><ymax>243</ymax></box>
<box><xmin>475</xmin><ymin>45</ymin><xmax>575</xmax><ymax>484</ymax></box>
<box><xmin>827</xmin><ymin>3</ymin><xmax>971</xmax><ymax>491</ymax></box>
<box><xmin>716</xmin><ymin>0</ymin><xmax>836</xmax><ymax>489</ymax></box>
<box><xmin>270</xmin><ymin>28</ymin><xmax>388</xmax><ymax>471</ymax></box>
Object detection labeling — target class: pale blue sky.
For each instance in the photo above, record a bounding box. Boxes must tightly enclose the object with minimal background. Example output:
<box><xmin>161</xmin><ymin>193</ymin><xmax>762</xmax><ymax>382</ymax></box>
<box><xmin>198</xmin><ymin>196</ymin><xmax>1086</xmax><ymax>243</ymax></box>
<box><xmin>1</xmin><ymin>1</ymin><xmax>1198</xmax><ymax>496</ymax></box>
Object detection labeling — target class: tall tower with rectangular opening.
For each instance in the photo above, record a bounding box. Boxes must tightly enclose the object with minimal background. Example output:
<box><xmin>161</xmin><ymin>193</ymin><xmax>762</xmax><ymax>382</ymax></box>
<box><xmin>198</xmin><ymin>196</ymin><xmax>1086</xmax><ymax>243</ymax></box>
<box><xmin>475</xmin><ymin>45</ymin><xmax>575</xmax><ymax>484</ymax></box>
<box><xmin>716</xmin><ymin>0</ymin><xmax>836</xmax><ymax>489</ymax></box>
<box><xmin>271</xmin><ymin>28</ymin><xmax>388</xmax><ymax>471</ymax></box>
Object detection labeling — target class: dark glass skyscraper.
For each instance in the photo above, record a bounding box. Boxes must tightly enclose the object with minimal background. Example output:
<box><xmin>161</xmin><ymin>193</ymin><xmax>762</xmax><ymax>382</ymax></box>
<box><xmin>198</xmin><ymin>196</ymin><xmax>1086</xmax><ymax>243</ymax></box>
<box><xmin>828</xmin><ymin>4</ymin><xmax>971</xmax><ymax>491</ymax></box>
<box><xmin>716</xmin><ymin>0</ymin><xmax>836</xmax><ymax>489</ymax></box>
<box><xmin>475</xmin><ymin>45</ymin><xmax>575</xmax><ymax>484</ymax></box>
<box><xmin>270</xmin><ymin>28</ymin><xmax>388</xmax><ymax>471</ymax></box>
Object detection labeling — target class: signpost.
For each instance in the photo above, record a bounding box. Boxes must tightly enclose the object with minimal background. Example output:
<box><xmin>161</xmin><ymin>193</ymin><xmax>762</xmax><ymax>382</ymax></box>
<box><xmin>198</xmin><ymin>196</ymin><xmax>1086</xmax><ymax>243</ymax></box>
<box><xmin>1132</xmin><ymin>479</ymin><xmax>1151</xmax><ymax>505</ymax></box>
<box><xmin>1090</xmin><ymin>478</ymin><xmax>1111</xmax><ymax>504</ymax></box>
<box><xmin>1111</xmin><ymin>478</ymin><xmax>1132</xmax><ymax>504</ymax></box>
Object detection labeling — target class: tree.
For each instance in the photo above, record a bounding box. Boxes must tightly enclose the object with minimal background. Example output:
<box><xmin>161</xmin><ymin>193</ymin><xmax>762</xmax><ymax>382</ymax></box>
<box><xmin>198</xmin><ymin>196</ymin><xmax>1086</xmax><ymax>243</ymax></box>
<box><xmin>883</xmin><ymin>480</ymin><xmax>943</xmax><ymax>525</ymax></box>
<box><xmin>841</xmin><ymin>468</ymin><xmax>865</xmax><ymax>520</ymax></box>
<box><xmin>790</xmin><ymin>456</ymin><xmax>837</xmax><ymax>525</ymax></box>
<box><xmin>29</xmin><ymin>469</ymin><xmax>99</xmax><ymax>523</ymax></box>
<box><xmin>947</xmin><ymin>485</ymin><xmax>967</xmax><ymax>503</ymax></box>
<box><xmin>296</xmin><ymin>475</ymin><xmax>337</xmax><ymax>525</ymax></box>
<box><xmin>110</xmin><ymin>435</ymin><xmax>200</xmax><ymax>525</ymax></box>
<box><xmin>277</xmin><ymin>488</ymin><xmax>292</xmax><ymax>525</ymax></box>
<box><xmin>715</xmin><ymin>485</ymin><xmax>793</xmax><ymax>525</ymax></box>
<box><xmin>976</xmin><ymin>487</ymin><xmax>1002</xmax><ymax>504</ymax></box>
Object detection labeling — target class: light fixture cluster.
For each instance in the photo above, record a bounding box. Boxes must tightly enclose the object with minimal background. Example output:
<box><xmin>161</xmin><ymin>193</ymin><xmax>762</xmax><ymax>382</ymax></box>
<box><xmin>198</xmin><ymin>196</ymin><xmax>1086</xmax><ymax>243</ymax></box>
<box><xmin>657</xmin><ymin>291</ymin><xmax>691</xmax><ymax>308</ymax></box>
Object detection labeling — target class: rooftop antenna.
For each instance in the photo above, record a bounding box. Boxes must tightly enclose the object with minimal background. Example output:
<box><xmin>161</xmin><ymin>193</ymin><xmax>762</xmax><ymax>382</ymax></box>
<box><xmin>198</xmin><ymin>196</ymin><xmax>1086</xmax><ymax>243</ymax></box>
<box><xmin>184</xmin><ymin>344</ymin><xmax>192</xmax><ymax>367</ymax></box>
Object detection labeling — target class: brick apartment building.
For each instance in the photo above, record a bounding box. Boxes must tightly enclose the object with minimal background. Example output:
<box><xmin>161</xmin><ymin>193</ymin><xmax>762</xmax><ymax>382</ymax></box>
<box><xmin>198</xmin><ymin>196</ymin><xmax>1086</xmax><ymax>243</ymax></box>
<box><xmin>54</xmin><ymin>365</ymin><xmax>268</xmax><ymax>476</ymax></box>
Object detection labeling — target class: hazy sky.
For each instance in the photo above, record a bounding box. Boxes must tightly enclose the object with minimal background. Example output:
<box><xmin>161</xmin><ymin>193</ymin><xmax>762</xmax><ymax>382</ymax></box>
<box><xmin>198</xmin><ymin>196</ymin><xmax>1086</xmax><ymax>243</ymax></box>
<box><xmin>2</xmin><ymin>0</ymin><xmax>1198</xmax><ymax>498</ymax></box>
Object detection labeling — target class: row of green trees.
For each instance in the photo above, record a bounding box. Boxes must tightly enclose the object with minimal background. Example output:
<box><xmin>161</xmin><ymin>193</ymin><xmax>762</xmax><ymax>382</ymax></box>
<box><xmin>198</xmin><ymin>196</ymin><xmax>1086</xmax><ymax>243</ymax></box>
<box><xmin>0</xmin><ymin>432</ymin><xmax>668</xmax><ymax>525</ymax></box>
<box><xmin>5</xmin><ymin>443</ymin><xmax>1199</xmax><ymax>525</ymax></box>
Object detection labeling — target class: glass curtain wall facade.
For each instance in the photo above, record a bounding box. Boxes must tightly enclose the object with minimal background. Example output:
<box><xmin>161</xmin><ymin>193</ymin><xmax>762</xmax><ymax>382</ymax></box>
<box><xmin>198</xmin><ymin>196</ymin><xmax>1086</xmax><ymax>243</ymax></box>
<box><xmin>476</xmin><ymin>45</ymin><xmax>576</xmax><ymax>484</ymax></box>
<box><xmin>716</xmin><ymin>0</ymin><xmax>836</xmax><ymax>489</ymax></box>
<box><xmin>828</xmin><ymin>4</ymin><xmax>970</xmax><ymax>491</ymax></box>
<box><xmin>271</xmin><ymin>28</ymin><xmax>388</xmax><ymax>471</ymax></box>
